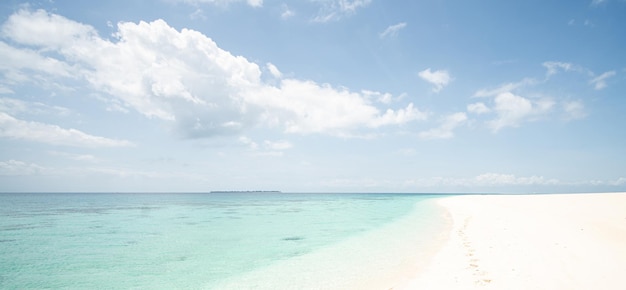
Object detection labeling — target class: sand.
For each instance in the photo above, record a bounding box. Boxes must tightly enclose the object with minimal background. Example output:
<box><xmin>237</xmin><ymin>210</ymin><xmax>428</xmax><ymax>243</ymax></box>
<box><xmin>400</xmin><ymin>193</ymin><xmax>626</xmax><ymax>290</ymax></box>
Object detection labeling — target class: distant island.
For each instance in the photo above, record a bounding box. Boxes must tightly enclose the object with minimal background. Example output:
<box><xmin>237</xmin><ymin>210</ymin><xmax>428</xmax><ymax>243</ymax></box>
<box><xmin>209</xmin><ymin>190</ymin><xmax>282</xmax><ymax>193</ymax></box>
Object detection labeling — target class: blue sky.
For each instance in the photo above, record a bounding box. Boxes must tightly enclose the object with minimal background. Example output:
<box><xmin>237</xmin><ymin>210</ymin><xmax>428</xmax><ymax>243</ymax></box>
<box><xmin>0</xmin><ymin>0</ymin><xmax>625</xmax><ymax>193</ymax></box>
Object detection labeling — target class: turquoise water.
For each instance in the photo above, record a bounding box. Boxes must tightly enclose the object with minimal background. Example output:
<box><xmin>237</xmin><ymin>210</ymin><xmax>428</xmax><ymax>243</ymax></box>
<box><xmin>0</xmin><ymin>192</ymin><xmax>448</xmax><ymax>289</ymax></box>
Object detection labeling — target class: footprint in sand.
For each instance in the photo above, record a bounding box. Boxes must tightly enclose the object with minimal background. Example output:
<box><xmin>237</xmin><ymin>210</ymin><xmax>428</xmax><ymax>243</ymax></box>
<box><xmin>459</xmin><ymin>217</ymin><xmax>493</xmax><ymax>286</ymax></box>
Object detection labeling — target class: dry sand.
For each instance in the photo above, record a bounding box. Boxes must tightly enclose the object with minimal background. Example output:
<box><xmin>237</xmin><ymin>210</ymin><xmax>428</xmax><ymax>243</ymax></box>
<box><xmin>400</xmin><ymin>193</ymin><xmax>626</xmax><ymax>290</ymax></box>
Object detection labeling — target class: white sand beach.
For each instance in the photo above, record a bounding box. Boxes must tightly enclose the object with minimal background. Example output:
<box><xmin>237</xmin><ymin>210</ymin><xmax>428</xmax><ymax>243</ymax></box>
<box><xmin>401</xmin><ymin>193</ymin><xmax>626</xmax><ymax>290</ymax></box>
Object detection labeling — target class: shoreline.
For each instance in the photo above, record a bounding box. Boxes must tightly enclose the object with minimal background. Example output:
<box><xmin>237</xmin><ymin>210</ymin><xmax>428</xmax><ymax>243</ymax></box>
<box><xmin>213</xmin><ymin>196</ymin><xmax>450</xmax><ymax>289</ymax></box>
<box><xmin>401</xmin><ymin>192</ymin><xmax>626</xmax><ymax>289</ymax></box>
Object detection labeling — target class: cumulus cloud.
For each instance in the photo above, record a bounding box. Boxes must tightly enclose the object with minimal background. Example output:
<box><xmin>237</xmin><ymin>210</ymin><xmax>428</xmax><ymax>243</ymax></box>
<box><xmin>361</xmin><ymin>90</ymin><xmax>393</xmax><ymax>104</ymax></box>
<box><xmin>418</xmin><ymin>68</ymin><xmax>452</xmax><ymax>93</ymax></box>
<box><xmin>467</xmin><ymin>102</ymin><xmax>491</xmax><ymax>114</ymax></box>
<box><xmin>488</xmin><ymin>92</ymin><xmax>554</xmax><ymax>132</ymax></box>
<box><xmin>373</xmin><ymin>104</ymin><xmax>428</xmax><ymax>127</ymax></box>
<box><xmin>0</xmin><ymin>112</ymin><xmax>134</xmax><ymax>147</ymax></box>
<box><xmin>379</xmin><ymin>22</ymin><xmax>407</xmax><ymax>39</ymax></box>
<box><xmin>471</xmin><ymin>62</ymin><xmax>616</xmax><ymax>133</ymax></box>
<box><xmin>0</xmin><ymin>41</ymin><xmax>77</xmax><ymax>86</ymax></box>
<box><xmin>419</xmin><ymin>112</ymin><xmax>467</xmax><ymax>139</ymax></box>
<box><xmin>1</xmin><ymin>9</ymin><xmax>425</xmax><ymax>139</ymax></box>
<box><xmin>589</xmin><ymin>71</ymin><xmax>616</xmax><ymax>90</ymax></box>
<box><xmin>312</xmin><ymin>0</ymin><xmax>372</xmax><ymax>22</ymax></box>
<box><xmin>1</xmin><ymin>9</ymin><xmax>97</xmax><ymax>49</ymax></box>
<box><xmin>245</xmin><ymin>80</ymin><xmax>427</xmax><ymax>135</ymax></box>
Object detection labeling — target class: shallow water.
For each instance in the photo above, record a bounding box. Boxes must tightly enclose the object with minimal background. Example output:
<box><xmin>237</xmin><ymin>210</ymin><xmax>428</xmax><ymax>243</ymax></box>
<box><xmin>0</xmin><ymin>192</ymin><xmax>448</xmax><ymax>289</ymax></box>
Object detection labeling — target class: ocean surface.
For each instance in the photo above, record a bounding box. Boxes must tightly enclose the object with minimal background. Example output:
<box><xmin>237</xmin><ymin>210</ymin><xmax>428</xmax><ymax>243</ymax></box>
<box><xmin>0</xmin><ymin>192</ymin><xmax>449</xmax><ymax>289</ymax></box>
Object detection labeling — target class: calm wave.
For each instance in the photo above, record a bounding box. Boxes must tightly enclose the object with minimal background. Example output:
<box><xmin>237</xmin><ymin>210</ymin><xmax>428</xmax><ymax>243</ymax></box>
<box><xmin>0</xmin><ymin>192</ymin><xmax>447</xmax><ymax>289</ymax></box>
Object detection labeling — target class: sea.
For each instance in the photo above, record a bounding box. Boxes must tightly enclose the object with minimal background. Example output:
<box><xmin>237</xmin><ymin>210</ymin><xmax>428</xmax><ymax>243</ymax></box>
<box><xmin>0</xmin><ymin>192</ymin><xmax>450</xmax><ymax>289</ymax></box>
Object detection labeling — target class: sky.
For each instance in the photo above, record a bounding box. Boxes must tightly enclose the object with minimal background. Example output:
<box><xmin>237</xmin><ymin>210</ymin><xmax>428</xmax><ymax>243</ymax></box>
<box><xmin>0</xmin><ymin>0</ymin><xmax>625</xmax><ymax>193</ymax></box>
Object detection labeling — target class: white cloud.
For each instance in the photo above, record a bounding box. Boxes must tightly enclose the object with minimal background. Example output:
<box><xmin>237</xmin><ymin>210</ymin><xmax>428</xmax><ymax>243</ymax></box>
<box><xmin>379</xmin><ymin>22</ymin><xmax>407</xmax><ymax>39</ymax></box>
<box><xmin>419</xmin><ymin>112</ymin><xmax>467</xmax><ymax>139</ymax></box>
<box><xmin>404</xmin><ymin>173</ymin><xmax>560</xmax><ymax>188</ymax></box>
<box><xmin>1</xmin><ymin>9</ymin><xmax>97</xmax><ymax>49</ymax></box>
<box><xmin>238</xmin><ymin>137</ymin><xmax>292</xmax><ymax>156</ymax></box>
<box><xmin>490</xmin><ymin>93</ymin><xmax>548</xmax><ymax>128</ymax></box>
<box><xmin>166</xmin><ymin>0</ymin><xmax>262</xmax><ymax>7</ymax></box>
<box><xmin>418</xmin><ymin>68</ymin><xmax>452</xmax><ymax>93</ymax></box>
<box><xmin>562</xmin><ymin>100</ymin><xmax>586</xmax><ymax>121</ymax></box>
<box><xmin>0</xmin><ymin>160</ymin><xmax>46</xmax><ymax>176</ymax></box>
<box><xmin>542</xmin><ymin>61</ymin><xmax>579</xmax><ymax>77</ymax></box>
<box><xmin>0</xmin><ymin>112</ymin><xmax>134</xmax><ymax>147</ymax></box>
<box><xmin>0</xmin><ymin>97</ymin><xmax>71</xmax><ymax>116</ymax></box>
<box><xmin>472</xmin><ymin>173</ymin><xmax>559</xmax><ymax>186</ymax></box>
<box><xmin>48</xmin><ymin>151</ymin><xmax>99</xmax><ymax>162</ymax></box>
<box><xmin>610</xmin><ymin>177</ymin><xmax>626</xmax><ymax>186</ymax></box>
<box><xmin>589</xmin><ymin>70</ymin><xmax>616</xmax><ymax>90</ymax></box>
<box><xmin>473</xmin><ymin>78</ymin><xmax>536</xmax><ymax>97</ymax></box>
<box><xmin>266</xmin><ymin>62</ymin><xmax>282</xmax><ymax>78</ymax></box>
<box><xmin>467</xmin><ymin>102</ymin><xmax>491</xmax><ymax>114</ymax></box>
<box><xmin>2</xmin><ymin>9</ymin><xmax>261</xmax><ymax>127</ymax></box>
<box><xmin>1</xmin><ymin>9</ymin><xmax>424</xmax><ymax>139</ymax></box>
<box><xmin>93</xmin><ymin>95</ymin><xmax>130</xmax><ymax>113</ymax></box>
<box><xmin>373</xmin><ymin>103</ymin><xmax>428</xmax><ymax>127</ymax></box>
<box><xmin>281</xmin><ymin>4</ymin><xmax>295</xmax><ymax>19</ymax></box>
<box><xmin>247</xmin><ymin>0</ymin><xmax>263</xmax><ymax>7</ymax></box>
<box><xmin>472</xmin><ymin>63</ymin><xmax>611</xmax><ymax>130</ymax></box>
<box><xmin>0</xmin><ymin>85</ymin><xmax>14</xmax><ymax>94</ymax></box>
<box><xmin>190</xmin><ymin>9</ymin><xmax>207</xmax><ymax>20</ymax></box>
<box><xmin>239</xmin><ymin>136</ymin><xmax>258</xmax><ymax>150</ymax></box>
<box><xmin>0</xmin><ymin>41</ymin><xmax>77</xmax><ymax>83</ymax></box>
<box><xmin>488</xmin><ymin>92</ymin><xmax>554</xmax><ymax>132</ymax></box>
<box><xmin>361</xmin><ymin>90</ymin><xmax>393</xmax><ymax>104</ymax></box>
<box><xmin>312</xmin><ymin>0</ymin><xmax>372</xmax><ymax>22</ymax></box>
<box><xmin>244</xmin><ymin>79</ymin><xmax>427</xmax><ymax>135</ymax></box>
<box><xmin>404</xmin><ymin>174</ymin><xmax>626</xmax><ymax>189</ymax></box>
<box><xmin>336</xmin><ymin>0</ymin><xmax>371</xmax><ymax>12</ymax></box>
